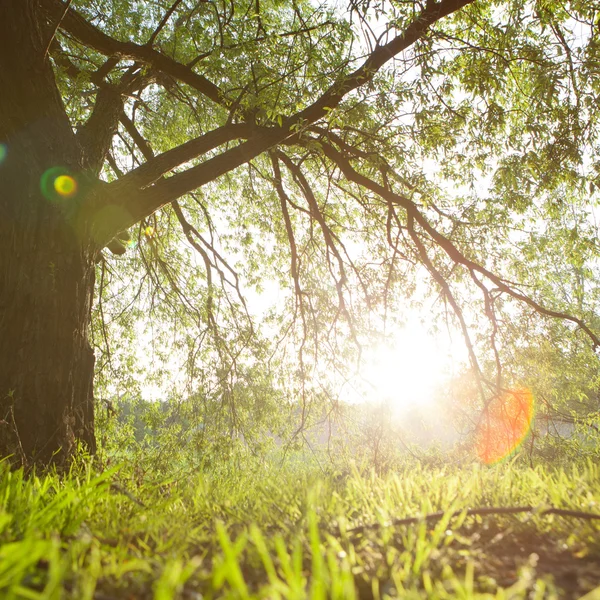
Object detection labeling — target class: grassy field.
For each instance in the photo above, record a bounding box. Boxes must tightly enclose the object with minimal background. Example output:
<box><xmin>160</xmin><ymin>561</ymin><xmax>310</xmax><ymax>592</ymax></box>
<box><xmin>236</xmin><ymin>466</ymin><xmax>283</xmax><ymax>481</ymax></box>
<box><xmin>1</xmin><ymin>454</ymin><xmax>600</xmax><ymax>599</ymax></box>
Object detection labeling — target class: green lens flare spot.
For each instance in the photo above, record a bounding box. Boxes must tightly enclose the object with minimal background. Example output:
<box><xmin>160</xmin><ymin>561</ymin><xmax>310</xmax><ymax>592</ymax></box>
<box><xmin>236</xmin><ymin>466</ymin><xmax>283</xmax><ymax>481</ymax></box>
<box><xmin>41</xmin><ymin>167</ymin><xmax>78</xmax><ymax>202</ymax></box>
<box><xmin>0</xmin><ymin>144</ymin><xmax>7</xmax><ymax>165</ymax></box>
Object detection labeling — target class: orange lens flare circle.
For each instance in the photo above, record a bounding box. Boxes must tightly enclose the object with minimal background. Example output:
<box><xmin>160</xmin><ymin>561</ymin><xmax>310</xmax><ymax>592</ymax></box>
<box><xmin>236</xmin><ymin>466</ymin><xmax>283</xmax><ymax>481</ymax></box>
<box><xmin>40</xmin><ymin>167</ymin><xmax>78</xmax><ymax>202</ymax></box>
<box><xmin>475</xmin><ymin>387</ymin><xmax>535</xmax><ymax>465</ymax></box>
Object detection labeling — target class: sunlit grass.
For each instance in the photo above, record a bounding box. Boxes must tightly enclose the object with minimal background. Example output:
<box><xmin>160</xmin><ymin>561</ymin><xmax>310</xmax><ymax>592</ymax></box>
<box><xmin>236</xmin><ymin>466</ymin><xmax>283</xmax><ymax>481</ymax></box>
<box><xmin>0</xmin><ymin>455</ymin><xmax>599</xmax><ymax>598</ymax></box>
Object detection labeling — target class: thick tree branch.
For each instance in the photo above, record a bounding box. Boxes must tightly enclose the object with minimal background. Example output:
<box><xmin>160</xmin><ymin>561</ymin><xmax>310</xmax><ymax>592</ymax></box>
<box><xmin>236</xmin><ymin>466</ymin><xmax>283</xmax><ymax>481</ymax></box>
<box><xmin>88</xmin><ymin>0</ymin><xmax>474</xmax><ymax>240</ymax></box>
<box><xmin>77</xmin><ymin>86</ymin><xmax>125</xmax><ymax>174</ymax></box>
<box><xmin>42</xmin><ymin>0</ymin><xmax>230</xmax><ymax>109</ymax></box>
<box><xmin>50</xmin><ymin>39</ymin><xmax>154</xmax><ymax>174</ymax></box>
<box><xmin>77</xmin><ymin>65</ymin><xmax>156</xmax><ymax>174</ymax></box>
<box><xmin>115</xmin><ymin>123</ymin><xmax>254</xmax><ymax>190</ymax></box>
<box><xmin>284</xmin><ymin>0</ymin><xmax>475</xmax><ymax>129</ymax></box>
<box><xmin>101</xmin><ymin>127</ymin><xmax>284</xmax><ymax>235</ymax></box>
<box><xmin>119</xmin><ymin>112</ymin><xmax>154</xmax><ymax>160</ymax></box>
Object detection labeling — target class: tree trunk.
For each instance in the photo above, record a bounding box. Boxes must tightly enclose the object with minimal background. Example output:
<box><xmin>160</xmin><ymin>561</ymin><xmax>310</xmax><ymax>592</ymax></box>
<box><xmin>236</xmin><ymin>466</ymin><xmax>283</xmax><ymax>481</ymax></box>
<box><xmin>0</xmin><ymin>0</ymin><xmax>96</xmax><ymax>465</ymax></box>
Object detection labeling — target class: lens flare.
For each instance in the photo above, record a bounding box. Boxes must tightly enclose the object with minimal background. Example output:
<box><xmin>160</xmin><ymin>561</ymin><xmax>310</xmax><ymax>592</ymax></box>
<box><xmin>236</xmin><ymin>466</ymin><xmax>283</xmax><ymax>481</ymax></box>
<box><xmin>54</xmin><ymin>174</ymin><xmax>77</xmax><ymax>197</ymax></box>
<box><xmin>0</xmin><ymin>144</ymin><xmax>7</xmax><ymax>165</ymax></box>
<box><xmin>41</xmin><ymin>167</ymin><xmax>78</xmax><ymax>202</ymax></box>
<box><xmin>475</xmin><ymin>388</ymin><xmax>535</xmax><ymax>465</ymax></box>
<box><xmin>144</xmin><ymin>226</ymin><xmax>155</xmax><ymax>238</ymax></box>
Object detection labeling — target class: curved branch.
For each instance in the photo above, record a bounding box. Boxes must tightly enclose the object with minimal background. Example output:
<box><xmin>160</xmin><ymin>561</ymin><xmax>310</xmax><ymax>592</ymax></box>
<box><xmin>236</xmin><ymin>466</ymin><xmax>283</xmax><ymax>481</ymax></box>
<box><xmin>406</xmin><ymin>209</ymin><xmax>484</xmax><ymax>384</ymax></box>
<box><xmin>171</xmin><ymin>200</ymin><xmax>217</xmax><ymax>333</ymax></box>
<box><xmin>277</xmin><ymin>152</ymin><xmax>347</xmax><ymax>288</ymax></box>
<box><xmin>87</xmin><ymin>0</ymin><xmax>474</xmax><ymax>239</ymax></box>
<box><xmin>269</xmin><ymin>152</ymin><xmax>303</xmax><ymax>304</ymax></box>
<box><xmin>42</xmin><ymin>0</ymin><xmax>229</xmax><ymax>109</ymax></box>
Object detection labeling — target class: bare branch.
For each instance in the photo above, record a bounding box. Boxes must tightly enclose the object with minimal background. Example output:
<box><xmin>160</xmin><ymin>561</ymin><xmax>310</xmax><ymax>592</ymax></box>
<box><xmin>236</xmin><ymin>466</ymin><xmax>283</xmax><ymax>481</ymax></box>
<box><xmin>269</xmin><ymin>152</ymin><xmax>303</xmax><ymax>304</ymax></box>
<box><xmin>347</xmin><ymin>504</ymin><xmax>600</xmax><ymax>536</ymax></box>
<box><xmin>43</xmin><ymin>0</ymin><xmax>73</xmax><ymax>59</ymax></box>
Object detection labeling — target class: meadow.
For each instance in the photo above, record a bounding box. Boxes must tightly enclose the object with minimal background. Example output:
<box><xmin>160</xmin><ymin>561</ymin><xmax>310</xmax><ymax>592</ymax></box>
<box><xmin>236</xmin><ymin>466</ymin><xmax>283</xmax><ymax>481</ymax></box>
<box><xmin>2</xmin><ymin>450</ymin><xmax>600</xmax><ymax>599</ymax></box>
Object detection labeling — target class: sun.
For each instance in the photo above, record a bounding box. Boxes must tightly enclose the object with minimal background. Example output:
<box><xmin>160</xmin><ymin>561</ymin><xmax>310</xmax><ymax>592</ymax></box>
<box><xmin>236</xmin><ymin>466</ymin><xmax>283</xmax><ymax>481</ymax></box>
<box><xmin>360</xmin><ymin>323</ymin><xmax>453</xmax><ymax>415</ymax></box>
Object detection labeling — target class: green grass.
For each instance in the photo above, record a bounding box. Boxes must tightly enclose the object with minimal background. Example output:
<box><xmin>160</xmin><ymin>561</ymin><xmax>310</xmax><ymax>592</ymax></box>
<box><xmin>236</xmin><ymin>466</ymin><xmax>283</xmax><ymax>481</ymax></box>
<box><xmin>1</xmin><ymin>455</ymin><xmax>599</xmax><ymax>599</ymax></box>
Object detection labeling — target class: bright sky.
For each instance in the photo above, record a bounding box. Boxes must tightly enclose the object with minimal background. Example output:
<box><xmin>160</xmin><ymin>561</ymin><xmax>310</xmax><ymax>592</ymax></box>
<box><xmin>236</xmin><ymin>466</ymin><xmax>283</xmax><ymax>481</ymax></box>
<box><xmin>360</xmin><ymin>322</ymin><xmax>454</xmax><ymax>413</ymax></box>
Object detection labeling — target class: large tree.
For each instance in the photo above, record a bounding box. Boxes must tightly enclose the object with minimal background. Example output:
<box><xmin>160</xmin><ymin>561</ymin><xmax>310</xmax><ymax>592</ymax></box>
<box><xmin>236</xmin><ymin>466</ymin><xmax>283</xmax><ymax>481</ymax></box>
<box><xmin>1</xmin><ymin>0</ymin><xmax>599</xmax><ymax>464</ymax></box>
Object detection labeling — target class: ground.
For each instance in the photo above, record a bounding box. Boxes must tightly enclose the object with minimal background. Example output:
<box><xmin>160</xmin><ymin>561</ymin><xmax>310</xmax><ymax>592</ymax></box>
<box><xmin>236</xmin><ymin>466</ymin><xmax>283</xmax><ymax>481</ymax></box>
<box><xmin>1</xmin><ymin>454</ymin><xmax>599</xmax><ymax>598</ymax></box>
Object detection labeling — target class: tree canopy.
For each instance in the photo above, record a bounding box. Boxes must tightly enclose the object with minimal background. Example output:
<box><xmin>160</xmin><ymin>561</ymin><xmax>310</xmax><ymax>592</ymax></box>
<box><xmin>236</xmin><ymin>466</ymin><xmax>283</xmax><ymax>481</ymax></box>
<box><xmin>1</xmin><ymin>0</ymin><xmax>600</xmax><ymax>463</ymax></box>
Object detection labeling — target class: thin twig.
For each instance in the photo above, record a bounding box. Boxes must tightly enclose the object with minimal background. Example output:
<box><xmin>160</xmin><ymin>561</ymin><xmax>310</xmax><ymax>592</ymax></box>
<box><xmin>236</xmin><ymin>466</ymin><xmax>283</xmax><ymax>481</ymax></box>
<box><xmin>109</xmin><ymin>483</ymin><xmax>147</xmax><ymax>508</ymax></box>
<box><xmin>147</xmin><ymin>0</ymin><xmax>184</xmax><ymax>46</ymax></box>
<box><xmin>43</xmin><ymin>0</ymin><xmax>74</xmax><ymax>60</ymax></box>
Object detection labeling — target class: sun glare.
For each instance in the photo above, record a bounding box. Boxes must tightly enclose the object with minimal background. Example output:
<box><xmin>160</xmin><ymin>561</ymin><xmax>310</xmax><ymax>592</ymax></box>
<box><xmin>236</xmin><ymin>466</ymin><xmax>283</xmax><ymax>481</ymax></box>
<box><xmin>361</xmin><ymin>323</ymin><xmax>455</xmax><ymax>415</ymax></box>
<box><xmin>475</xmin><ymin>388</ymin><xmax>535</xmax><ymax>464</ymax></box>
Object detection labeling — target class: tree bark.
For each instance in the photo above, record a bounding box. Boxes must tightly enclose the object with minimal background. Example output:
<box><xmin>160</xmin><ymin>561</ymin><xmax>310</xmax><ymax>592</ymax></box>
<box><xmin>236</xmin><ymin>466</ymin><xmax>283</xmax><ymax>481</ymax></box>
<box><xmin>0</xmin><ymin>0</ymin><xmax>96</xmax><ymax>465</ymax></box>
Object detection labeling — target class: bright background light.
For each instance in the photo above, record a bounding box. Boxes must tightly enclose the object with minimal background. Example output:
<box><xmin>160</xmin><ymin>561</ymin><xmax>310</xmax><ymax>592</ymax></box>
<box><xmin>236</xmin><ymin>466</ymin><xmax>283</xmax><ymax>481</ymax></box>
<box><xmin>358</xmin><ymin>320</ymin><xmax>465</xmax><ymax>416</ymax></box>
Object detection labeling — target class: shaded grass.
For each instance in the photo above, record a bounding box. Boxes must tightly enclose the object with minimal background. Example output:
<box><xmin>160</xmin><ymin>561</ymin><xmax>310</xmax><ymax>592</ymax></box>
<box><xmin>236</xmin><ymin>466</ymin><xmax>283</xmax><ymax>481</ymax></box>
<box><xmin>1</xmin><ymin>456</ymin><xmax>599</xmax><ymax>598</ymax></box>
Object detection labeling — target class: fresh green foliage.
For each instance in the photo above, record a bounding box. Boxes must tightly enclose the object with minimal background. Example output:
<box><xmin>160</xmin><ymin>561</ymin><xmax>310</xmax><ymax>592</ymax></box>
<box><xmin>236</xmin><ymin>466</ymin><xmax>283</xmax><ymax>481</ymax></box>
<box><xmin>76</xmin><ymin>0</ymin><xmax>600</xmax><ymax>444</ymax></box>
<box><xmin>1</xmin><ymin>452</ymin><xmax>600</xmax><ymax>599</ymax></box>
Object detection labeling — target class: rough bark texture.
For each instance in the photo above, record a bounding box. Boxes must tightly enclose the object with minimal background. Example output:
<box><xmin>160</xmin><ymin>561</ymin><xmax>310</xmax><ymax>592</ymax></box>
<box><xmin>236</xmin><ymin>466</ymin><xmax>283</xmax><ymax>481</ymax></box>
<box><xmin>0</xmin><ymin>0</ymin><xmax>96</xmax><ymax>465</ymax></box>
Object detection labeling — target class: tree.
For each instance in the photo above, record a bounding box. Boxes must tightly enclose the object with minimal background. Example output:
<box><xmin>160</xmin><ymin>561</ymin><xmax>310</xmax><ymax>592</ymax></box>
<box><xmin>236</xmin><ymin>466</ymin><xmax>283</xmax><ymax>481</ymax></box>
<box><xmin>1</xmin><ymin>0</ymin><xmax>599</xmax><ymax>465</ymax></box>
